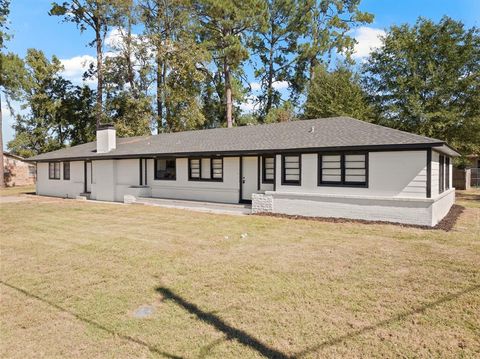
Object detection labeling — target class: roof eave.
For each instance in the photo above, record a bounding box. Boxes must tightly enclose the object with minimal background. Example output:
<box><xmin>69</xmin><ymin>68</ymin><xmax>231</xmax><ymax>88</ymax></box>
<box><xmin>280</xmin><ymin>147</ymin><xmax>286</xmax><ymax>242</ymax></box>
<box><xmin>27</xmin><ymin>142</ymin><xmax>451</xmax><ymax>162</ymax></box>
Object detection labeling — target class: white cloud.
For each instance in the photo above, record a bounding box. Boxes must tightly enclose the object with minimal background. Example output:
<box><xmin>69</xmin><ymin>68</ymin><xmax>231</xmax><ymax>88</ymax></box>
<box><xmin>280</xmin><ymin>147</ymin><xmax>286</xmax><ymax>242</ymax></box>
<box><xmin>60</xmin><ymin>55</ymin><xmax>96</xmax><ymax>85</ymax></box>
<box><xmin>273</xmin><ymin>81</ymin><xmax>289</xmax><ymax>90</ymax></box>
<box><xmin>105</xmin><ymin>28</ymin><xmax>125</xmax><ymax>49</ymax></box>
<box><xmin>352</xmin><ymin>26</ymin><xmax>385</xmax><ymax>59</ymax></box>
<box><xmin>238</xmin><ymin>95</ymin><xmax>257</xmax><ymax>113</ymax></box>
<box><xmin>250</xmin><ymin>82</ymin><xmax>261</xmax><ymax>91</ymax></box>
<box><xmin>250</xmin><ymin>80</ymin><xmax>289</xmax><ymax>91</ymax></box>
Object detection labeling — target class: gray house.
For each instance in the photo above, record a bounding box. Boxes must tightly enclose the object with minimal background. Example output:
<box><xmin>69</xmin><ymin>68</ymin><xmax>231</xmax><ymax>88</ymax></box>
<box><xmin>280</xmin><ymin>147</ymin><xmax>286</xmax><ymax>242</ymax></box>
<box><xmin>29</xmin><ymin>117</ymin><xmax>459</xmax><ymax>226</ymax></box>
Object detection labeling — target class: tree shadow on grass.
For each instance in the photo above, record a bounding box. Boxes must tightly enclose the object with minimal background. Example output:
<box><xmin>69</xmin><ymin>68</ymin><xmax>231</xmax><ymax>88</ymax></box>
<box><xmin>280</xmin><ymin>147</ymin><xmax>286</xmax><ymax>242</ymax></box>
<box><xmin>0</xmin><ymin>280</ymin><xmax>183</xmax><ymax>359</ymax></box>
<box><xmin>3</xmin><ymin>279</ymin><xmax>477</xmax><ymax>359</ymax></box>
<box><xmin>157</xmin><ymin>284</ymin><xmax>479</xmax><ymax>359</ymax></box>
<box><xmin>157</xmin><ymin>287</ymin><xmax>290</xmax><ymax>359</ymax></box>
<box><xmin>293</xmin><ymin>284</ymin><xmax>480</xmax><ymax>358</ymax></box>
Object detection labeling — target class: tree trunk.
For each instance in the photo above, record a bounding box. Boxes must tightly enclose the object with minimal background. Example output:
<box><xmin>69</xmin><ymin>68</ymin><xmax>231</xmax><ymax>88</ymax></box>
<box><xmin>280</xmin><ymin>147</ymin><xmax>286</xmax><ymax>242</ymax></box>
<box><xmin>125</xmin><ymin>17</ymin><xmax>135</xmax><ymax>92</ymax></box>
<box><xmin>266</xmin><ymin>46</ymin><xmax>274</xmax><ymax>116</ymax></box>
<box><xmin>95</xmin><ymin>24</ymin><xmax>103</xmax><ymax>129</ymax></box>
<box><xmin>0</xmin><ymin>96</ymin><xmax>4</xmax><ymax>188</ymax></box>
<box><xmin>156</xmin><ymin>52</ymin><xmax>163</xmax><ymax>131</ymax></box>
<box><xmin>224</xmin><ymin>60</ymin><xmax>233</xmax><ymax>128</ymax></box>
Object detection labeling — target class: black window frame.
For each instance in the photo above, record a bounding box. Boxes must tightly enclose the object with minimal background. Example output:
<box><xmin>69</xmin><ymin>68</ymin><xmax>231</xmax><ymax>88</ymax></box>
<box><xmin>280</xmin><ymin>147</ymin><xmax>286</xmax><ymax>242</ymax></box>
<box><xmin>48</xmin><ymin>162</ymin><xmax>60</xmax><ymax>180</ymax></box>
<box><xmin>281</xmin><ymin>154</ymin><xmax>301</xmax><ymax>186</ymax></box>
<box><xmin>63</xmin><ymin>161</ymin><xmax>70</xmax><ymax>180</ymax></box>
<box><xmin>445</xmin><ymin>156</ymin><xmax>450</xmax><ymax>190</ymax></box>
<box><xmin>154</xmin><ymin>158</ymin><xmax>177</xmax><ymax>181</ymax></box>
<box><xmin>318</xmin><ymin>152</ymin><xmax>368</xmax><ymax>188</ymax></box>
<box><xmin>210</xmin><ymin>157</ymin><xmax>224</xmax><ymax>181</ymax></box>
<box><xmin>262</xmin><ymin>156</ymin><xmax>275</xmax><ymax>184</ymax></box>
<box><xmin>189</xmin><ymin>157</ymin><xmax>223</xmax><ymax>182</ymax></box>
<box><xmin>439</xmin><ymin>154</ymin><xmax>445</xmax><ymax>194</ymax></box>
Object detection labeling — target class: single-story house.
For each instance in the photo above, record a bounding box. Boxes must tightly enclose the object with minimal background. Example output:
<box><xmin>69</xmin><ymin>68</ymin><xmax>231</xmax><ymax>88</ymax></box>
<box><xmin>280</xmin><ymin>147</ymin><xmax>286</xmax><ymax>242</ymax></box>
<box><xmin>3</xmin><ymin>151</ymin><xmax>36</xmax><ymax>187</ymax></box>
<box><xmin>28</xmin><ymin>117</ymin><xmax>459</xmax><ymax>226</ymax></box>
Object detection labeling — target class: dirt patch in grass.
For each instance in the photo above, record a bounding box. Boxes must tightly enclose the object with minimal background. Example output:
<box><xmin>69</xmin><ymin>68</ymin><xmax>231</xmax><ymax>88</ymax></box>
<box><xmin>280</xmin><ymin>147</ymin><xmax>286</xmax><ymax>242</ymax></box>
<box><xmin>255</xmin><ymin>204</ymin><xmax>465</xmax><ymax>232</ymax></box>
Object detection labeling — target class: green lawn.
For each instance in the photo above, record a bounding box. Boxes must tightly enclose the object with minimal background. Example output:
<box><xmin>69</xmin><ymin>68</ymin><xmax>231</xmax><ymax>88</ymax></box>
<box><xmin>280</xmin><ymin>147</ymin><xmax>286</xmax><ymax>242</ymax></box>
<box><xmin>0</xmin><ymin>188</ymin><xmax>479</xmax><ymax>358</ymax></box>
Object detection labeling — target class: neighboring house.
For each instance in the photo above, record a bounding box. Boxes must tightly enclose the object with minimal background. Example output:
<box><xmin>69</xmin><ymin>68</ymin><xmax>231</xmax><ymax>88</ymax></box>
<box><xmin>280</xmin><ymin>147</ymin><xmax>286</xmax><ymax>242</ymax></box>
<box><xmin>28</xmin><ymin>117</ymin><xmax>459</xmax><ymax>227</ymax></box>
<box><xmin>3</xmin><ymin>152</ymin><xmax>36</xmax><ymax>187</ymax></box>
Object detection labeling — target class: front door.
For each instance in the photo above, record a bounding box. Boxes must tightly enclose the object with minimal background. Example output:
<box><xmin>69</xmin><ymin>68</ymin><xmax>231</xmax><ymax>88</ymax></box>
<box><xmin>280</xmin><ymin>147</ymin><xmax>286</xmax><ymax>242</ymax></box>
<box><xmin>85</xmin><ymin>161</ymin><xmax>92</xmax><ymax>193</ymax></box>
<box><xmin>241</xmin><ymin>156</ymin><xmax>258</xmax><ymax>202</ymax></box>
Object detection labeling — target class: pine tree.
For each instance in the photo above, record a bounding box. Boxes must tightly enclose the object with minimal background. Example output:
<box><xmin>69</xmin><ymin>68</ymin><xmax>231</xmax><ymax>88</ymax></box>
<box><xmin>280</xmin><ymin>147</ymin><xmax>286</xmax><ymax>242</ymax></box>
<box><xmin>194</xmin><ymin>0</ymin><xmax>267</xmax><ymax>127</ymax></box>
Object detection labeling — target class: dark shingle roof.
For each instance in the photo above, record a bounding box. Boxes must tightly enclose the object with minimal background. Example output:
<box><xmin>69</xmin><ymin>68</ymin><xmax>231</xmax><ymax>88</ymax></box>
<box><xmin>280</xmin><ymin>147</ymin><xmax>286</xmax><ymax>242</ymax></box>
<box><xmin>28</xmin><ymin>117</ymin><xmax>455</xmax><ymax>161</ymax></box>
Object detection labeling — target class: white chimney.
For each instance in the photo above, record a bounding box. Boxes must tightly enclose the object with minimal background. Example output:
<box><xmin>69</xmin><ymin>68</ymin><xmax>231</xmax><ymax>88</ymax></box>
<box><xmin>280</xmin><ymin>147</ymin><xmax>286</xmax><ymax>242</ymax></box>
<box><xmin>96</xmin><ymin>124</ymin><xmax>116</xmax><ymax>153</ymax></box>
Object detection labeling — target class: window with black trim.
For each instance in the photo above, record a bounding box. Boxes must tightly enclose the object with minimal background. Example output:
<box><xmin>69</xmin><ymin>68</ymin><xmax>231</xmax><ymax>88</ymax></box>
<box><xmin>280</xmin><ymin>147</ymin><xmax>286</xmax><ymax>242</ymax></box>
<box><xmin>63</xmin><ymin>161</ymin><xmax>70</xmax><ymax>180</ymax></box>
<box><xmin>211</xmin><ymin>158</ymin><xmax>223</xmax><ymax>179</ymax></box>
<box><xmin>318</xmin><ymin>152</ymin><xmax>367</xmax><ymax>186</ymax></box>
<box><xmin>262</xmin><ymin>156</ymin><xmax>274</xmax><ymax>183</ymax></box>
<box><xmin>155</xmin><ymin>158</ymin><xmax>176</xmax><ymax>180</ymax></box>
<box><xmin>445</xmin><ymin>157</ymin><xmax>450</xmax><ymax>190</ymax></box>
<box><xmin>439</xmin><ymin>155</ymin><xmax>445</xmax><ymax>193</ymax></box>
<box><xmin>282</xmin><ymin>155</ymin><xmax>301</xmax><ymax>185</ymax></box>
<box><xmin>48</xmin><ymin>162</ymin><xmax>60</xmax><ymax>180</ymax></box>
<box><xmin>189</xmin><ymin>157</ymin><xmax>223</xmax><ymax>181</ymax></box>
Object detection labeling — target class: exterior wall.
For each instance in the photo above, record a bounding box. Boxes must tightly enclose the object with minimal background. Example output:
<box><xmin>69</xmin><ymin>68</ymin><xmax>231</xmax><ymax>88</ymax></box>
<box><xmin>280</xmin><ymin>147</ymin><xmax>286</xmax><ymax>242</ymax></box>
<box><xmin>3</xmin><ymin>154</ymin><xmax>36</xmax><ymax>187</ymax></box>
<box><xmin>432</xmin><ymin>189</ymin><xmax>455</xmax><ymax>225</ymax></box>
<box><xmin>147</xmin><ymin>157</ymin><xmax>240</xmax><ymax>204</ymax></box>
<box><xmin>253</xmin><ymin>149</ymin><xmax>455</xmax><ymax>226</ymax></box>
<box><xmin>36</xmin><ymin>161</ymin><xmax>84</xmax><ymax>198</ymax></box>
<box><xmin>268</xmin><ymin>192</ymin><xmax>435</xmax><ymax>226</ymax></box>
<box><xmin>274</xmin><ymin>151</ymin><xmax>428</xmax><ymax>198</ymax></box>
<box><xmin>91</xmin><ymin>160</ymin><xmax>117</xmax><ymax>201</ymax></box>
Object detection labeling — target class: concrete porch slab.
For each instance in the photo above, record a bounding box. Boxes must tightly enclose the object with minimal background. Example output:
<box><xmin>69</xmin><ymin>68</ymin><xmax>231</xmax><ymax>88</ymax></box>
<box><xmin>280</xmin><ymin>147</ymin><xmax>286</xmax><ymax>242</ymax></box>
<box><xmin>135</xmin><ymin>197</ymin><xmax>252</xmax><ymax>216</ymax></box>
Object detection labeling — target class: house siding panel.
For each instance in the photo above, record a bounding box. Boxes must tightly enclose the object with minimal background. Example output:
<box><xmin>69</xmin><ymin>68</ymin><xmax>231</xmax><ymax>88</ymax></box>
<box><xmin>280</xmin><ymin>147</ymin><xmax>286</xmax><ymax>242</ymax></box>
<box><xmin>148</xmin><ymin>157</ymin><xmax>240</xmax><ymax>203</ymax></box>
<box><xmin>36</xmin><ymin>161</ymin><xmax>84</xmax><ymax>198</ymax></box>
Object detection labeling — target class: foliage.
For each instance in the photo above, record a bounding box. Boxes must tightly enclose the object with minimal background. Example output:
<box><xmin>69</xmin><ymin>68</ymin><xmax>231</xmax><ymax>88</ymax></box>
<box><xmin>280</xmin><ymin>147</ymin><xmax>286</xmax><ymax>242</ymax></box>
<box><xmin>139</xmin><ymin>0</ymin><xmax>208</xmax><ymax>132</ymax></box>
<box><xmin>50</xmin><ymin>0</ymin><xmax>120</xmax><ymax>128</ymax></box>
<box><xmin>291</xmin><ymin>0</ymin><xmax>373</xmax><ymax>98</ymax></box>
<box><xmin>250</xmin><ymin>0</ymin><xmax>300</xmax><ymax>118</ymax></box>
<box><xmin>7</xmin><ymin>49</ymin><xmax>96</xmax><ymax>157</ymax></box>
<box><xmin>264</xmin><ymin>101</ymin><xmax>296</xmax><ymax>123</ymax></box>
<box><xmin>363</xmin><ymin>17</ymin><xmax>480</xmax><ymax>154</ymax></box>
<box><xmin>0</xmin><ymin>0</ymin><xmax>10</xmax><ymax>48</ymax></box>
<box><xmin>194</xmin><ymin>0</ymin><xmax>268</xmax><ymax>127</ymax></box>
<box><xmin>304</xmin><ymin>65</ymin><xmax>372</xmax><ymax>120</ymax></box>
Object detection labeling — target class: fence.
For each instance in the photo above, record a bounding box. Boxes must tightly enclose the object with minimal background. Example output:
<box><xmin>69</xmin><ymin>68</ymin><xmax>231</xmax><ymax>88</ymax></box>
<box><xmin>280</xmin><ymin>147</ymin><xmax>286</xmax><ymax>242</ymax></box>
<box><xmin>471</xmin><ymin>168</ymin><xmax>480</xmax><ymax>187</ymax></box>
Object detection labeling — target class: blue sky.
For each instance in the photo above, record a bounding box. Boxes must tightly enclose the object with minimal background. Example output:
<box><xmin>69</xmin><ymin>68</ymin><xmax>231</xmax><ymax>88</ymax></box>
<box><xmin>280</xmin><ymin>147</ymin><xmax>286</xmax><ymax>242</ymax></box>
<box><xmin>2</xmin><ymin>0</ymin><xmax>479</xmax><ymax>148</ymax></box>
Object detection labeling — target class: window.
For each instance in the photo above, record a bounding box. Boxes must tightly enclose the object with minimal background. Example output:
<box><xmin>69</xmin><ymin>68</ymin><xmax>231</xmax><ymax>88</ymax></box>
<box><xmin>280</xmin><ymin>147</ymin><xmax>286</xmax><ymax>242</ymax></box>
<box><xmin>63</xmin><ymin>162</ymin><xmax>70</xmax><ymax>180</ymax></box>
<box><xmin>446</xmin><ymin>157</ymin><xmax>450</xmax><ymax>190</ymax></box>
<box><xmin>155</xmin><ymin>158</ymin><xmax>176</xmax><ymax>180</ymax></box>
<box><xmin>211</xmin><ymin>158</ymin><xmax>223</xmax><ymax>180</ymax></box>
<box><xmin>28</xmin><ymin>165</ymin><xmax>36</xmax><ymax>177</ymax></box>
<box><xmin>189</xmin><ymin>157</ymin><xmax>223</xmax><ymax>181</ymax></box>
<box><xmin>262</xmin><ymin>156</ymin><xmax>274</xmax><ymax>183</ymax></box>
<box><xmin>48</xmin><ymin>162</ymin><xmax>60</xmax><ymax>180</ymax></box>
<box><xmin>439</xmin><ymin>155</ymin><xmax>445</xmax><ymax>193</ymax></box>
<box><xmin>189</xmin><ymin>158</ymin><xmax>201</xmax><ymax>179</ymax></box>
<box><xmin>318</xmin><ymin>152</ymin><xmax>367</xmax><ymax>187</ymax></box>
<box><xmin>282</xmin><ymin>155</ymin><xmax>301</xmax><ymax>185</ymax></box>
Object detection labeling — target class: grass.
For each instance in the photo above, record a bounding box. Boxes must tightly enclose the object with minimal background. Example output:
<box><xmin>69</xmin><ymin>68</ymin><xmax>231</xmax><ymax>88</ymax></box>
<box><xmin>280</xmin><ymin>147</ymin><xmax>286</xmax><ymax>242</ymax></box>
<box><xmin>0</xmin><ymin>188</ymin><xmax>479</xmax><ymax>358</ymax></box>
<box><xmin>0</xmin><ymin>185</ymin><xmax>35</xmax><ymax>196</ymax></box>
